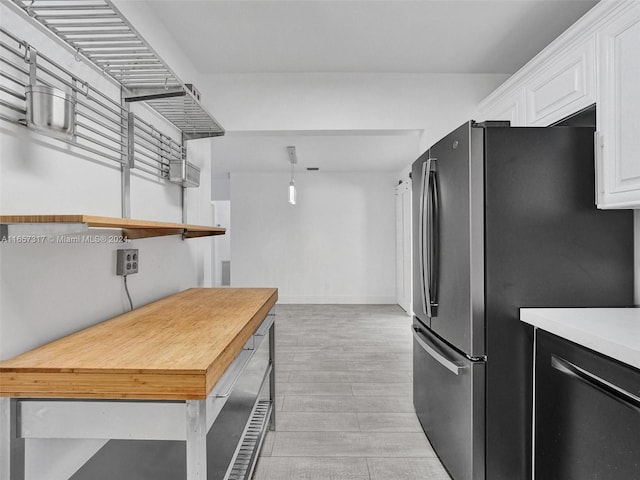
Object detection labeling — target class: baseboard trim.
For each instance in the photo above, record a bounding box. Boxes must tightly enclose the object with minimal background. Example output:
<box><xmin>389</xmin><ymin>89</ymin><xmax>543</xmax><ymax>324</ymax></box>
<box><xmin>277</xmin><ymin>296</ymin><xmax>397</xmax><ymax>305</ymax></box>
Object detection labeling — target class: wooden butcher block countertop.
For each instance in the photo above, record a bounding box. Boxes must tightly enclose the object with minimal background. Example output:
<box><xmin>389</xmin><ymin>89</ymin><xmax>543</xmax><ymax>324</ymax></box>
<box><xmin>0</xmin><ymin>288</ymin><xmax>277</xmax><ymax>400</ymax></box>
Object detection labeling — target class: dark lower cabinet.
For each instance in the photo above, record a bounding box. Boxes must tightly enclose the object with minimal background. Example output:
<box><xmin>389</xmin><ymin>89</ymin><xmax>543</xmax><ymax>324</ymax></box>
<box><xmin>535</xmin><ymin>330</ymin><xmax>640</xmax><ymax>479</ymax></box>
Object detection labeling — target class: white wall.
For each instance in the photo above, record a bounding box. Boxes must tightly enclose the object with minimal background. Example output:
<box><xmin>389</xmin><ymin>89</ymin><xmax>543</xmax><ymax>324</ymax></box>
<box><xmin>203</xmin><ymin>73</ymin><xmax>508</xmax><ymax>304</ymax></box>
<box><xmin>230</xmin><ymin>171</ymin><xmax>396</xmax><ymax>304</ymax></box>
<box><xmin>0</xmin><ymin>5</ymin><xmax>214</xmax><ymax>479</ymax></box>
<box><xmin>212</xmin><ymin>200</ymin><xmax>231</xmax><ymax>286</ymax></box>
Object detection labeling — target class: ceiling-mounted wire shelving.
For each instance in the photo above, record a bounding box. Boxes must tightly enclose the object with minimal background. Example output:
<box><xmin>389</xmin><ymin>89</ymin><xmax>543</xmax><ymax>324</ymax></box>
<box><xmin>9</xmin><ymin>0</ymin><xmax>225</xmax><ymax>139</ymax></box>
<box><xmin>0</xmin><ymin>26</ymin><xmax>185</xmax><ymax>181</ymax></box>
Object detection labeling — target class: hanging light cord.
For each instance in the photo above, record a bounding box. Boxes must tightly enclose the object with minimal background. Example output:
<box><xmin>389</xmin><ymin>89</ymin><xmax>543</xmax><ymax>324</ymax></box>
<box><xmin>123</xmin><ymin>275</ymin><xmax>134</xmax><ymax>311</ymax></box>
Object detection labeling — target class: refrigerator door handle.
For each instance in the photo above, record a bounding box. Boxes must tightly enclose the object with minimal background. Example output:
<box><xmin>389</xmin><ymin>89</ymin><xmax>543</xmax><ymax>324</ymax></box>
<box><xmin>551</xmin><ymin>355</ymin><xmax>640</xmax><ymax>411</ymax></box>
<box><xmin>430</xmin><ymin>159</ymin><xmax>440</xmax><ymax>316</ymax></box>
<box><xmin>412</xmin><ymin>326</ymin><xmax>463</xmax><ymax>375</ymax></box>
<box><xmin>419</xmin><ymin>161</ymin><xmax>429</xmax><ymax>316</ymax></box>
<box><xmin>423</xmin><ymin>157</ymin><xmax>438</xmax><ymax>318</ymax></box>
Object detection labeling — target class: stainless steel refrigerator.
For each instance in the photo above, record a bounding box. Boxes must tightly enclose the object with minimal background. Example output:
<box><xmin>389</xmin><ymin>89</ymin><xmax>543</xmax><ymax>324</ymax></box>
<box><xmin>411</xmin><ymin>120</ymin><xmax>634</xmax><ymax>480</ymax></box>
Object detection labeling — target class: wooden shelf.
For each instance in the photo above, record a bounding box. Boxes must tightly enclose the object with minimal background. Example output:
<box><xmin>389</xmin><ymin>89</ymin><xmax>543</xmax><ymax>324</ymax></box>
<box><xmin>0</xmin><ymin>214</ymin><xmax>226</xmax><ymax>240</ymax></box>
<box><xmin>0</xmin><ymin>288</ymin><xmax>278</xmax><ymax>400</ymax></box>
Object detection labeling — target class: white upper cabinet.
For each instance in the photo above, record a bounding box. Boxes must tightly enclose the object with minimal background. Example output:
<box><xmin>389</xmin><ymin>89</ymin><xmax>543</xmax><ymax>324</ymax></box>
<box><xmin>479</xmin><ymin>22</ymin><xmax>597</xmax><ymax>126</ymax></box>
<box><xmin>478</xmin><ymin>33</ymin><xmax>596</xmax><ymax>127</ymax></box>
<box><xmin>524</xmin><ymin>37</ymin><xmax>596</xmax><ymax>126</ymax></box>
<box><xmin>478</xmin><ymin>1</ymin><xmax>640</xmax><ymax>209</ymax></box>
<box><xmin>478</xmin><ymin>88</ymin><xmax>526</xmax><ymax>126</ymax></box>
<box><xmin>596</xmin><ymin>2</ymin><xmax>640</xmax><ymax>209</ymax></box>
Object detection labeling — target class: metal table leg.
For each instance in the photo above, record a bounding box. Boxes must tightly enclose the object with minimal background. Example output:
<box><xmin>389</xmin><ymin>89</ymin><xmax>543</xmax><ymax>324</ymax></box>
<box><xmin>1</xmin><ymin>397</ymin><xmax>25</xmax><ymax>480</ymax></box>
<box><xmin>186</xmin><ymin>400</ymin><xmax>207</xmax><ymax>480</ymax></box>
<box><xmin>269</xmin><ymin>321</ymin><xmax>276</xmax><ymax>431</ymax></box>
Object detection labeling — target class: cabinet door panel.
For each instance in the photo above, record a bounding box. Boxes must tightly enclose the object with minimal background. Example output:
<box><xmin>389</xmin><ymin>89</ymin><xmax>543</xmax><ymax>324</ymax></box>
<box><xmin>597</xmin><ymin>4</ymin><xmax>640</xmax><ymax>208</ymax></box>
<box><xmin>525</xmin><ymin>37</ymin><xmax>596</xmax><ymax>126</ymax></box>
<box><xmin>478</xmin><ymin>88</ymin><xmax>526</xmax><ymax>126</ymax></box>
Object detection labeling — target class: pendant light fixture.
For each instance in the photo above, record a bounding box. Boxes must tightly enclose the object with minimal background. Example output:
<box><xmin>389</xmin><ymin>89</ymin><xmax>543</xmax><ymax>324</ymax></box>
<box><xmin>287</xmin><ymin>146</ymin><xmax>297</xmax><ymax>205</ymax></box>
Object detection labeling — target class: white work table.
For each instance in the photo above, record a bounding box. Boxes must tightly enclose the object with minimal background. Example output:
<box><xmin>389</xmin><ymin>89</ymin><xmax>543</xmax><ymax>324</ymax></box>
<box><xmin>520</xmin><ymin>308</ymin><xmax>640</xmax><ymax>370</ymax></box>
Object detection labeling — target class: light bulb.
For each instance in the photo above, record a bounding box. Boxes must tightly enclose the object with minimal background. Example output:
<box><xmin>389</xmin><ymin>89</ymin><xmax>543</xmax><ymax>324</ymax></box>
<box><xmin>288</xmin><ymin>180</ymin><xmax>296</xmax><ymax>205</ymax></box>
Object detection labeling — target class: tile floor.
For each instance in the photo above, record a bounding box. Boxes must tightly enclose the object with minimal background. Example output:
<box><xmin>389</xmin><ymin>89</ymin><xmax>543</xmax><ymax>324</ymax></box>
<box><xmin>253</xmin><ymin>304</ymin><xmax>451</xmax><ymax>480</ymax></box>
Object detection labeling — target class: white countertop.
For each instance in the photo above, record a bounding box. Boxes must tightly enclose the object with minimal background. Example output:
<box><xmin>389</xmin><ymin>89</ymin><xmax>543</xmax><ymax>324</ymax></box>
<box><xmin>520</xmin><ymin>308</ymin><xmax>640</xmax><ymax>370</ymax></box>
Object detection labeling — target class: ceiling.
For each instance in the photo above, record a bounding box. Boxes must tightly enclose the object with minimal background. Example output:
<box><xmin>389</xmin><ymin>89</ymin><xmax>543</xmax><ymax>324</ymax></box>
<box><xmin>143</xmin><ymin>0</ymin><xmax>598</xmax><ymax>173</ymax></box>
<box><xmin>148</xmin><ymin>0</ymin><xmax>597</xmax><ymax>75</ymax></box>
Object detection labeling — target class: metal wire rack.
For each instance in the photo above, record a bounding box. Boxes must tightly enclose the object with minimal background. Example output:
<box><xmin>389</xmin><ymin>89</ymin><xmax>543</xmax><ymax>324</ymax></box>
<box><xmin>8</xmin><ymin>0</ymin><xmax>224</xmax><ymax>139</ymax></box>
<box><xmin>1</xmin><ymin>26</ymin><xmax>126</xmax><ymax>165</ymax></box>
<box><xmin>226</xmin><ymin>400</ymin><xmax>272</xmax><ymax>480</ymax></box>
<box><xmin>0</xmin><ymin>26</ymin><xmax>186</xmax><ymax>181</ymax></box>
<box><xmin>130</xmin><ymin>113</ymin><xmax>183</xmax><ymax>178</ymax></box>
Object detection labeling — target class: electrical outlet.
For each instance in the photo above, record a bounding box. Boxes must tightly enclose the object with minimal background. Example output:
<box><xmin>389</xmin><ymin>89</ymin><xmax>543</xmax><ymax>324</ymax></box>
<box><xmin>116</xmin><ymin>249</ymin><xmax>139</xmax><ymax>275</ymax></box>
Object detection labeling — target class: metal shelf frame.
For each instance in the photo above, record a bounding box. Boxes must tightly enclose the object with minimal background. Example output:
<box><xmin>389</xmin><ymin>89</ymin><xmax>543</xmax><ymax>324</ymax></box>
<box><xmin>8</xmin><ymin>0</ymin><xmax>224</xmax><ymax>139</ymax></box>
<box><xmin>0</xmin><ymin>26</ymin><xmax>187</xmax><ymax>178</ymax></box>
<box><xmin>1</xmin><ymin>22</ymin><xmax>205</xmax><ymax>221</ymax></box>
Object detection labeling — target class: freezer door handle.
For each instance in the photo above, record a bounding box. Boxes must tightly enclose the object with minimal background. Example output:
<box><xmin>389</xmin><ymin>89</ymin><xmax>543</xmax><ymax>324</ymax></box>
<box><xmin>551</xmin><ymin>355</ymin><xmax>640</xmax><ymax>411</ymax></box>
<box><xmin>412</xmin><ymin>326</ymin><xmax>463</xmax><ymax>375</ymax></box>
